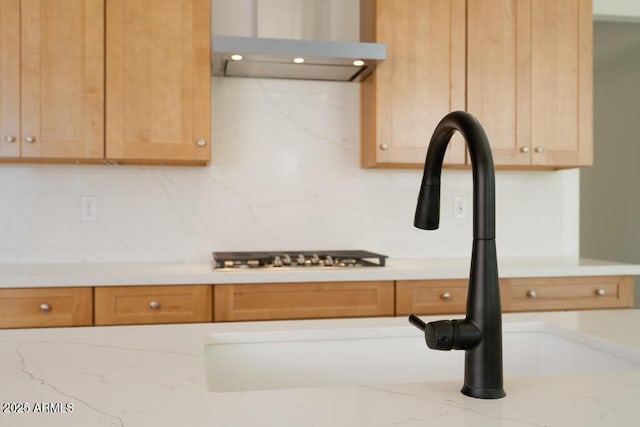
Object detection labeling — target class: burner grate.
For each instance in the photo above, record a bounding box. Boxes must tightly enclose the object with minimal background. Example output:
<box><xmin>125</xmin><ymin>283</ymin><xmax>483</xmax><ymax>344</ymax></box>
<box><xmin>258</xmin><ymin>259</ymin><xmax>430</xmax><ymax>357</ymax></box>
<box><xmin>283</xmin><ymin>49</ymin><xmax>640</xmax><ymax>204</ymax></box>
<box><xmin>212</xmin><ymin>250</ymin><xmax>387</xmax><ymax>269</ymax></box>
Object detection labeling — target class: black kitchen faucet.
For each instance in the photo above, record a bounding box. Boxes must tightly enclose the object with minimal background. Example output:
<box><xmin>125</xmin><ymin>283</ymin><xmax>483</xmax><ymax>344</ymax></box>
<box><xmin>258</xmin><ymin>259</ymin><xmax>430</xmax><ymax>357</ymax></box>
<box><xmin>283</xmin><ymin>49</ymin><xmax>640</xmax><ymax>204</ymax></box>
<box><xmin>409</xmin><ymin>111</ymin><xmax>506</xmax><ymax>399</ymax></box>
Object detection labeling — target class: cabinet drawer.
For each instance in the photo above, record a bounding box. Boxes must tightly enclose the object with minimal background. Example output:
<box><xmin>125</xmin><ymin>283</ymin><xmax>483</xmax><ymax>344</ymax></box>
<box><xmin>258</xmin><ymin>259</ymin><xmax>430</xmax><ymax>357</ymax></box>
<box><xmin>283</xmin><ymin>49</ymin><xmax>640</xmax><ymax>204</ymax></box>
<box><xmin>0</xmin><ymin>287</ymin><xmax>92</xmax><ymax>329</ymax></box>
<box><xmin>94</xmin><ymin>285</ymin><xmax>212</xmax><ymax>325</ymax></box>
<box><xmin>506</xmin><ymin>276</ymin><xmax>634</xmax><ymax>312</ymax></box>
<box><xmin>396</xmin><ymin>280</ymin><xmax>469</xmax><ymax>315</ymax></box>
<box><xmin>214</xmin><ymin>281</ymin><xmax>394</xmax><ymax>322</ymax></box>
<box><xmin>396</xmin><ymin>279</ymin><xmax>511</xmax><ymax>315</ymax></box>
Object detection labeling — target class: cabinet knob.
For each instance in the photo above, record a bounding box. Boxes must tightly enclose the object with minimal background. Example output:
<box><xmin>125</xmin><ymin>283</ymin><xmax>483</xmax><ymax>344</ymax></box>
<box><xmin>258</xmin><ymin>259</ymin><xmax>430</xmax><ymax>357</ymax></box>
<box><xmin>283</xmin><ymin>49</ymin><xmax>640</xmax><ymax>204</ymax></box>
<box><xmin>149</xmin><ymin>300</ymin><xmax>161</xmax><ymax>310</ymax></box>
<box><xmin>379</xmin><ymin>143</ymin><xmax>389</xmax><ymax>151</ymax></box>
<box><xmin>595</xmin><ymin>288</ymin><xmax>606</xmax><ymax>296</ymax></box>
<box><xmin>534</xmin><ymin>146</ymin><xmax>544</xmax><ymax>154</ymax></box>
<box><xmin>526</xmin><ymin>290</ymin><xmax>537</xmax><ymax>299</ymax></box>
<box><xmin>4</xmin><ymin>135</ymin><xmax>16</xmax><ymax>143</ymax></box>
<box><xmin>441</xmin><ymin>292</ymin><xmax>451</xmax><ymax>301</ymax></box>
<box><xmin>519</xmin><ymin>146</ymin><xmax>530</xmax><ymax>153</ymax></box>
<box><xmin>39</xmin><ymin>303</ymin><xmax>51</xmax><ymax>312</ymax></box>
<box><xmin>24</xmin><ymin>135</ymin><xmax>36</xmax><ymax>143</ymax></box>
<box><xmin>196</xmin><ymin>139</ymin><xmax>207</xmax><ymax>147</ymax></box>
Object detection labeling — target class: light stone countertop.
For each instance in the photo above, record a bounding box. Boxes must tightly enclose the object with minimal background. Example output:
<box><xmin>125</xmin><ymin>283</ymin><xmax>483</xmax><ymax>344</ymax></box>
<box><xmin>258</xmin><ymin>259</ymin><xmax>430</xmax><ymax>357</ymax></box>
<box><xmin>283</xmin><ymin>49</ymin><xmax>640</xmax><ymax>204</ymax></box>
<box><xmin>0</xmin><ymin>256</ymin><xmax>639</xmax><ymax>288</ymax></box>
<box><xmin>1</xmin><ymin>309</ymin><xmax>640</xmax><ymax>426</ymax></box>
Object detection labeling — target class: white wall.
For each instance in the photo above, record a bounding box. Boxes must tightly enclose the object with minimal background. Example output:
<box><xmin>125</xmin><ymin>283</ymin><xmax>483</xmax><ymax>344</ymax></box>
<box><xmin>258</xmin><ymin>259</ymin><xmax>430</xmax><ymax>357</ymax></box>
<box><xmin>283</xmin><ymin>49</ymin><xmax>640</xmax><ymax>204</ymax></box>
<box><xmin>0</xmin><ymin>76</ymin><xmax>579</xmax><ymax>264</ymax></box>
<box><xmin>594</xmin><ymin>0</ymin><xmax>640</xmax><ymax>21</ymax></box>
<box><xmin>0</xmin><ymin>1</ymin><xmax>581</xmax><ymax>264</ymax></box>
<box><xmin>581</xmin><ymin>20</ymin><xmax>640</xmax><ymax>306</ymax></box>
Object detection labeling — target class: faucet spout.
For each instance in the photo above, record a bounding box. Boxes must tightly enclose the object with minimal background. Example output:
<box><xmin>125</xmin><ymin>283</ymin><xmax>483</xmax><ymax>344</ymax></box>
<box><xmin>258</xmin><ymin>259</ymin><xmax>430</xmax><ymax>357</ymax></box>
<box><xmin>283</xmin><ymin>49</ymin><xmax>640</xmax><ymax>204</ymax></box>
<box><xmin>410</xmin><ymin>111</ymin><xmax>505</xmax><ymax>399</ymax></box>
<box><xmin>414</xmin><ymin>112</ymin><xmax>495</xmax><ymax>240</ymax></box>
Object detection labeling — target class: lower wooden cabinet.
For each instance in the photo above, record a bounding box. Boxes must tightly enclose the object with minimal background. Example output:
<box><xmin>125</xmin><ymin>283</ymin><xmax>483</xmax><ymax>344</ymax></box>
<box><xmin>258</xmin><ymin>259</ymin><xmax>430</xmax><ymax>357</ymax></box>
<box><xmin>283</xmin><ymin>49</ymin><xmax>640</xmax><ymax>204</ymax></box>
<box><xmin>1</xmin><ymin>275</ymin><xmax>634</xmax><ymax>328</ymax></box>
<box><xmin>214</xmin><ymin>281</ymin><xmax>395</xmax><ymax>322</ymax></box>
<box><xmin>397</xmin><ymin>279</ymin><xmax>470</xmax><ymax>315</ymax></box>
<box><xmin>0</xmin><ymin>287</ymin><xmax>93</xmax><ymax>329</ymax></box>
<box><xmin>396</xmin><ymin>279</ymin><xmax>512</xmax><ymax>315</ymax></box>
<box><xmin>504</xmin><ymin>276</ymin><xmax>634</xmax><ymax>312</ymax></box>
<box><xmin>396</xmin><ymin>276</ymin><xmax>634</xmax><ymax>315</ymax></box>
<box><xmin>94</xmin><ymin>285</ymin><xmax>212</xmax><ymax>326</ymax></box>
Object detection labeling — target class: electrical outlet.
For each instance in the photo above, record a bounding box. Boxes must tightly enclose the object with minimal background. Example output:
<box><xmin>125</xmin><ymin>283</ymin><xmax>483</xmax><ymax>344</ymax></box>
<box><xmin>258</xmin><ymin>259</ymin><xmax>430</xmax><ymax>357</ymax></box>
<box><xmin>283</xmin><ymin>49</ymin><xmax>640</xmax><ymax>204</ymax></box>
<box><xmin>80</xmin><ymin>196</ymin><xmax>97</xmax><ymax>222</ymax></box>
<box><xmin>453</xmin><ymin>196</ymin><xmax>466</xmax><ymax>219</ymax></box>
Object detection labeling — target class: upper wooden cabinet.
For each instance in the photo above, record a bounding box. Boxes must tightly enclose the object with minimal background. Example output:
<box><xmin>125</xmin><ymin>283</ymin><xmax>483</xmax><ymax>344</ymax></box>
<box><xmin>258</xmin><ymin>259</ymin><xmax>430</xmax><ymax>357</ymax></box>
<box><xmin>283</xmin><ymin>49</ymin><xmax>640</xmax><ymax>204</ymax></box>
<box><xmin>1</xmin><ymin>0</ymin><xmax>210</xmax><ymax>165</ymax></box>
<box><xmin>361</xmin><ymin>0</ymin><xmax>593</xmax><ymax>169</ymax></box>
<box><xmin>0</xmin><ymin>0</ymin><xmax>104</xmax><ymax>160</ymax></box>
<box><xmin>361</xmin><ymin>0</ymin><xmax>467</xmax><ymax>168</ymax></box>
<box><xmin>467</xmin><ymin>0</ymin><xmax>592</xmax><ymax>168</ymax></box>
<box><xmin>106</xmin><ymin>0</ymin><xmax>211</xmax><ymax>165</ymax></box>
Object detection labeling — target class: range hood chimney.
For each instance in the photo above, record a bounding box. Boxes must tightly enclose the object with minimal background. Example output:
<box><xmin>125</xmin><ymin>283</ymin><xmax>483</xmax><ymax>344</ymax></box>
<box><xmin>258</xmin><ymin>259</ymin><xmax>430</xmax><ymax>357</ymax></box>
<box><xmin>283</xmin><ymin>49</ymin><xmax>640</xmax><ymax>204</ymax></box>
<box><xmin>212</xmin><ymin>35</ymin><xmax>386</xmax><ymax>82</ymax></box>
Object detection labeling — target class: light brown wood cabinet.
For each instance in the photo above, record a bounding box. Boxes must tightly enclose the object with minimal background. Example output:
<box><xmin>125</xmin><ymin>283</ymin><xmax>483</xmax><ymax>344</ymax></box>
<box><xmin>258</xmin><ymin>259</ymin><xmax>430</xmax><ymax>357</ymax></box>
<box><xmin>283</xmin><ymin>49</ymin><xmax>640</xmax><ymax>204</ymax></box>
<box><xmin>361</xmin><ymin>0</ymin><xmax>592</xmax><ymax>169</ymax></box>
<box><xmin>396</xmin><ymin>276</ymin><xmax>634</xmax><ymax>315</ymax></box>
<box><xmin>1</xmin><ymin>0</ymin><xmax>210</xmax><ymax>165</ymax></box>
<box><xmin>0</xmin><ymin>0</ymin><xmax>104</xmax><ymax>161</ymax></box>
<box><xmin>214</xmin><ymin>281</ymin><xmax>395</xmax><ymax>322</ymax></box>
<box><xmin>467</xmin><ymin>0</ymin><xmax>592</xmax><ymax>168</ymax></box>
<box><xmin>360</xmin><ymin>0</ymin><xmax>467</xmax><ymax>168</ymax></box>
<box><xmin>397</xmin><ymin>279</ymin><xmax>513</xmax><ymax>315</ymax></box>
<box><xmin>504</xmin><ymin>276</ymin><xmax>634</xmax><ymax>312</ymax></box>
<box><xmin>0</xmin><ymin>274</ymin><xmax>633</xmax><ymax>328</ymax></box>
<box><xmin>397</xmin><ymin>279</ymin><xmax>471</xmax><ymax>315</ymax></box>
<box><xmin>0</xmin><ymin>287</ymin><xmax>93</xmax><ymax>329</ymax></box>
<box><xmin>94</xmin><ymin>285</ymin><xmax>212</xmax><ymax>326</ymax></box>
<box><xmin>105</xmin><ymin>0</ymin><xmax>211</xmax><ymax>165</ymax></box>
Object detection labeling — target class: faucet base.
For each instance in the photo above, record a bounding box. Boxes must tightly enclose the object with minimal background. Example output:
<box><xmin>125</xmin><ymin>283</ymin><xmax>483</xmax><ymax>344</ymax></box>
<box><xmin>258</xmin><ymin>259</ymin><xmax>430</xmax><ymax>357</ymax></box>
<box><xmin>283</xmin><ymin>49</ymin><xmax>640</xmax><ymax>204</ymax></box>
<box><xmin>461</xmin><ymin>385</ymin><xmax>506</xmax><ymax>399</ymax></box>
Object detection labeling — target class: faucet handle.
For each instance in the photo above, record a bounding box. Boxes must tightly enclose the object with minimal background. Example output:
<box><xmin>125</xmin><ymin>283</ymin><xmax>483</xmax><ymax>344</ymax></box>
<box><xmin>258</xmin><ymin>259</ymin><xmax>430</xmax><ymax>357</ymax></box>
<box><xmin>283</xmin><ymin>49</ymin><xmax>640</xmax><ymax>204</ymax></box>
<box><xmin>408</xmin><ymin>314</ymin><xmax>427</xmax><ymax>331</ymax></box>
<box><xmin>408</xmin><ymin>315</ymin><xmax>482</xmax><ymax>351</ymax></box>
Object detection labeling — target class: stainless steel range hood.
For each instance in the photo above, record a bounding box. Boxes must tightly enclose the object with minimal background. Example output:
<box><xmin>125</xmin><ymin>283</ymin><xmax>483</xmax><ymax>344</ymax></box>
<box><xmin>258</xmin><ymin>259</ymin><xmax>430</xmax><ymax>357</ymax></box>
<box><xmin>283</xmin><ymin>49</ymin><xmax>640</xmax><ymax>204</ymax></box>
<box><xmin>212</xmin><ymin>35</ymin><xmax>386</xmax><ymax>82</ymax></box>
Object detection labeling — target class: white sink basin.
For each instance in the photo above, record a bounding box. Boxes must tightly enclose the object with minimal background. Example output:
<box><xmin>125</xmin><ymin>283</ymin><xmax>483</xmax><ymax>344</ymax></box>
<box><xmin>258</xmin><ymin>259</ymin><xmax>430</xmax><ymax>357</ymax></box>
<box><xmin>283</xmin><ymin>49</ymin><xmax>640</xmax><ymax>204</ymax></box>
<box><xmin>203</xmin><ymin>321</ymin><xmax>640</xmax><ymax>392</ymax></box>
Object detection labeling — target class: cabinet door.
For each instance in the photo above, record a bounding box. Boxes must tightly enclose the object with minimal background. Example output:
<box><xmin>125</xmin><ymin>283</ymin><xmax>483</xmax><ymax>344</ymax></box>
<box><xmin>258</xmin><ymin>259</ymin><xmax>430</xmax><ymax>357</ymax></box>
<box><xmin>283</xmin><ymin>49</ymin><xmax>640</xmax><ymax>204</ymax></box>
<box><xmin>528</xmin><ymin>0</ymin><xmax>592</xmax><ymax>167</ymax></box>
<box><xmin>106</xmin><ymin>0</ymin><xmax>211</xmax><ymax>164</ymax></box>
<box><xmin>0</xmin><ymin>0</ymin><xmax>21</xmax><ymax>158</ymax></box>
<box><xmin>467</xmin><ymin>0</ymin><xmax>528</xmax><ymax>166</ymax></box>
<box><xmin>20</xmin><ymin>0</ymin><xmax>104</xmax><ymax>159</ymax></box>
<box><xmin>468</xmin><ymin>0</ymin><xmax>592</xmax><ymax>168</ymax></box>
<box><xmin>361</xmin><ymin>0</ymin><xmax>466</xmax><ymax>168</ymax></box>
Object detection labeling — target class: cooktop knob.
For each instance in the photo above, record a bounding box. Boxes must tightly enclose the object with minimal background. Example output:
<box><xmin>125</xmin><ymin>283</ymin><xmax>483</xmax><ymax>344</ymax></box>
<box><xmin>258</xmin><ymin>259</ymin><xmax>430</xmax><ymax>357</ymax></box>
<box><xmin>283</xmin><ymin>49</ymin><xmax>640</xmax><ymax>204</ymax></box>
<box><xmin>273</xmin><ymin>256</ymin><xmax>283</xmax><ymax>267</ymax></box>
<box><xmin>296</xmin><ymin>254</ymin><xmax>305</xmax><ymax>265</ymax></box>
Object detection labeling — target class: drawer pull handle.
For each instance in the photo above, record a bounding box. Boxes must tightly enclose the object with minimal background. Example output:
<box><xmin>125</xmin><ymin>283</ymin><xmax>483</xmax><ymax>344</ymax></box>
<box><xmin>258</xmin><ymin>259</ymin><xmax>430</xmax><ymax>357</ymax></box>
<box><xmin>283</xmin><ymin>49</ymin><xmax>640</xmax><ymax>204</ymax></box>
<box><xmin>441</xmin><ymin>292</ymin><xmax>452</xmax><ymax>301</ymax></box>
<box><xmin>526</xmin><ymin>290</ymin><xmax>537</xmax><ymax>299</ymax></box>
<box><xmin>39</xmin><ymin>303</ymin><xmax>51</xmax><ymax>312</ymax></box>
<box><xmin>149</xmin><ymin>301</ymin><xmax>160</xmax><ymax>310</ymax></box>
<box><xmin>595</xmin><ymin>288</ymin><xmax>606</xmax><ymax>296</ymax></box>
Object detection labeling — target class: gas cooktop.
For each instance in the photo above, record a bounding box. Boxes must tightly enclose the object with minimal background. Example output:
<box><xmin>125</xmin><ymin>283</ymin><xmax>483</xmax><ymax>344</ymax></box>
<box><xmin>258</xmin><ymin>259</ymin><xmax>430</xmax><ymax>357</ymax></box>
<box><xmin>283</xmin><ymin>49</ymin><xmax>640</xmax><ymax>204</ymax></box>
<box><xmin>212</xmin><ymin>250</ymin><xmax>387</xmax><ymax>269</ymax></box>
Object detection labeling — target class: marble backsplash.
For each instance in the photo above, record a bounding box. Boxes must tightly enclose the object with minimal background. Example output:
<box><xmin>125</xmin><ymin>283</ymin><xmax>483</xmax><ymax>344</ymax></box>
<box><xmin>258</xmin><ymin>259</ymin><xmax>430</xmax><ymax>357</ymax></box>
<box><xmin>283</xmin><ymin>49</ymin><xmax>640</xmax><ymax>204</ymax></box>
<box><xmin>0</xmin><ymin>78</ymin><xmax>578</xmax><ymax>263</ymax></box>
